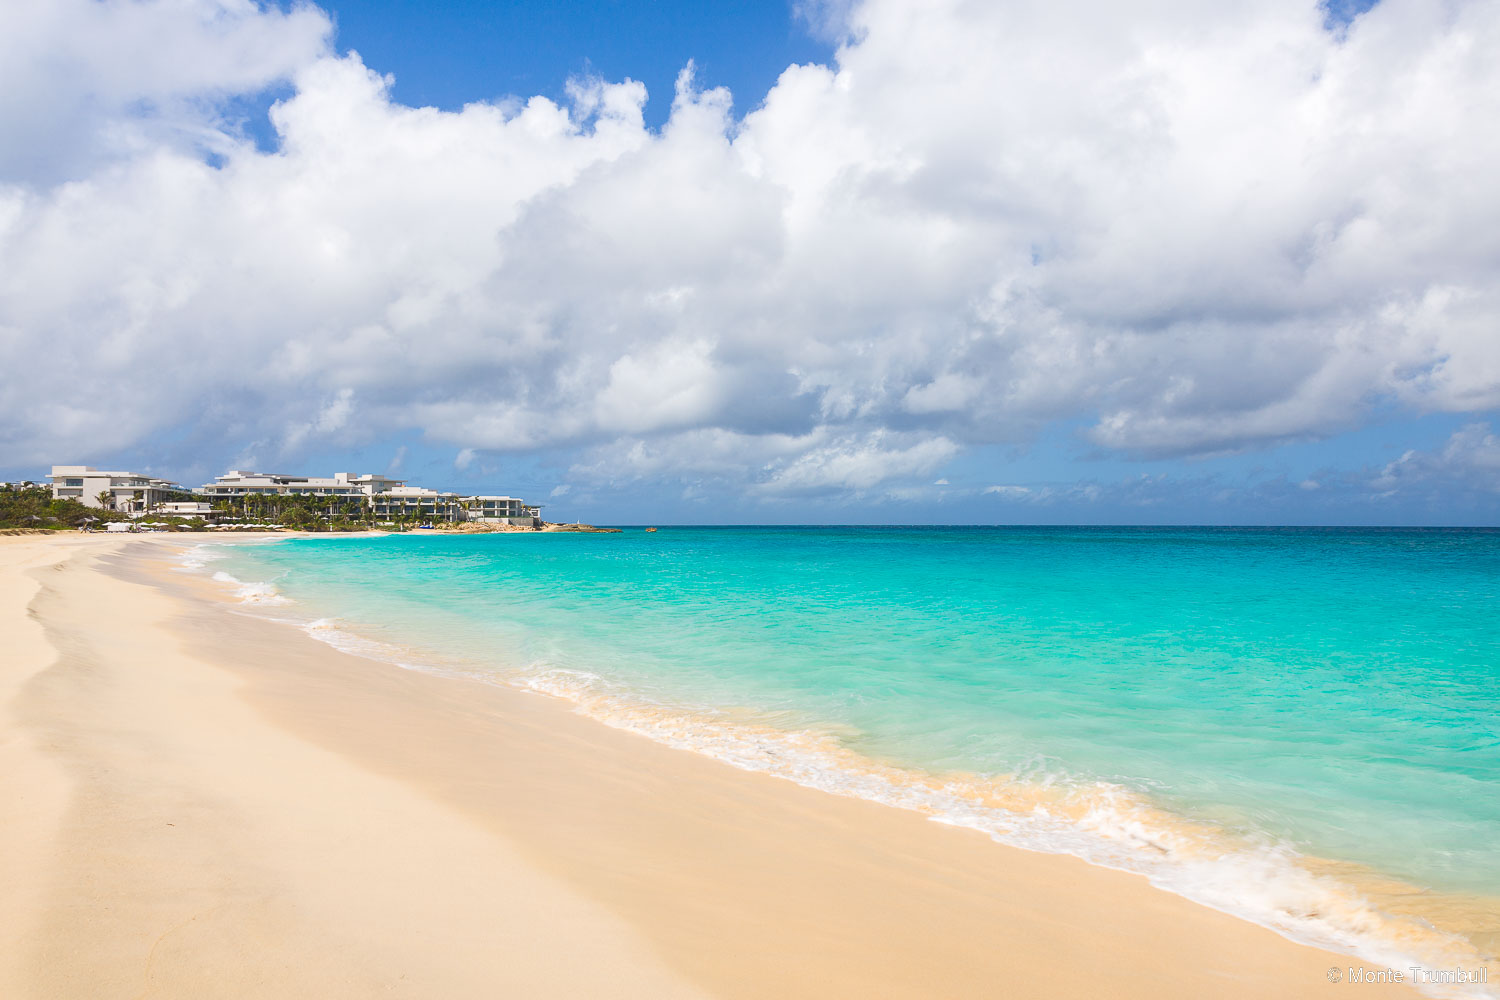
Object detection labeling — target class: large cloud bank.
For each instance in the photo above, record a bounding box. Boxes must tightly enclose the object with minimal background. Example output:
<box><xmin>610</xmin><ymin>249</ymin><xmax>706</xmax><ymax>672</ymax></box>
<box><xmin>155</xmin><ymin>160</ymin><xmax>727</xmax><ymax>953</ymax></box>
<box><xmin>1</xmin><ymin>0</ymin><xmax>1497</xmax><ymax>503</ymax></box>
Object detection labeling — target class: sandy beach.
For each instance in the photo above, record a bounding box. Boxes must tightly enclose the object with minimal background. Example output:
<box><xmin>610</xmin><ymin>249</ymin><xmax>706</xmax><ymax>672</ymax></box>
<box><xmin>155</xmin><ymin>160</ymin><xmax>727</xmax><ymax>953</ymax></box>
<box><xmin>0</xmin><ymin>532</ymin><xmax>1422</xmax><ymax>999</ymax></box>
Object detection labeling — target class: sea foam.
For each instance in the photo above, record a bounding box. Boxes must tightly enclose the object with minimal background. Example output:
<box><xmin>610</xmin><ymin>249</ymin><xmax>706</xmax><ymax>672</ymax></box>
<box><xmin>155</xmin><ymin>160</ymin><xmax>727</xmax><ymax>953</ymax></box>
<box><xmin>208</xmin><ymin>569</ymin><xmax>291</xmax><ymax>606</ymax></box>
<box><xmin>517</xmin><ymin>665</ymin><xmax>1493</xmax><ymax>998</ymax></box>
<box><xmin>174</xmin><ymin>529</ymin><xmax>1500</xmax><ymax>997</ymax></box>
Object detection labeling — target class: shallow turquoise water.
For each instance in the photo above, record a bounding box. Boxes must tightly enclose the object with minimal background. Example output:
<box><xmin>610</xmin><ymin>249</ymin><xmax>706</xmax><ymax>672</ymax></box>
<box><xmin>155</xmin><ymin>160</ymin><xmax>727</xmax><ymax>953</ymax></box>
<box><xmin>212</xmin><ymin>526</ymin><xmax>1500</xmax><ymax>908</ymax></box>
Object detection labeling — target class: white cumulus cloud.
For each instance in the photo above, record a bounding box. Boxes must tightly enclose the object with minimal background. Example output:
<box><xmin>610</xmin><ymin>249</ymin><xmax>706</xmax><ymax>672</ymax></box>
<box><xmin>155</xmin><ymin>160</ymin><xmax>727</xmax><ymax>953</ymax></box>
<box><xmin>1</xmin><ymin>0</ymin><xmax>1498</xmax><ymax>506</ymax></box>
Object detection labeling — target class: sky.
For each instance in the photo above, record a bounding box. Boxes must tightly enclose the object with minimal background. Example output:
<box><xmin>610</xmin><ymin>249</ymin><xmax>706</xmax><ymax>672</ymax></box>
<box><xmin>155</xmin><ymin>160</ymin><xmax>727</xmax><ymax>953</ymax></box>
<box><xmin>0</xmin><ymin>0</ymin><xmax>1497</xmax><ymax>525</ymax></box>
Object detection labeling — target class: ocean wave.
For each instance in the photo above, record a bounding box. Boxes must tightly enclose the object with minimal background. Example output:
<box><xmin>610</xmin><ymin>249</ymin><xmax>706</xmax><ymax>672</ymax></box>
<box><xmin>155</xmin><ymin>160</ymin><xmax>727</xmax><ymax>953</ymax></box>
<box><xmin>294</xmin><ymin>616</ymin><xmax>425</xmax><ymax>670</ymax></box>
<box><xmin>518</xmin><ymin>666</ymin><xmax>1495</xmax><ymax>998</ymax></box>
<box><xmin>173</xmin><ymin>538</ymin><xmax>295</xmax><ymax>606</ymax></box>
<box><xmin>174</xmin><ymin>543</ymin><xmax>226</xmax><ymax>572</ymax></box>
<box><xmin>208</xmin><ymin>569</ymin><xmax>291</xmax><ymax>606</ymax></box>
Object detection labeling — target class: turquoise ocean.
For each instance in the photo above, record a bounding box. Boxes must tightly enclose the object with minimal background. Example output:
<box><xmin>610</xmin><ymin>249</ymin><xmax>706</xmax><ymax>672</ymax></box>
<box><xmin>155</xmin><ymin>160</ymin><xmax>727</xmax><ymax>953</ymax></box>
<box><xmin>192</xmin><ymin>526</ymin><xmax>1500</xmax><ymax>980</ymax></box>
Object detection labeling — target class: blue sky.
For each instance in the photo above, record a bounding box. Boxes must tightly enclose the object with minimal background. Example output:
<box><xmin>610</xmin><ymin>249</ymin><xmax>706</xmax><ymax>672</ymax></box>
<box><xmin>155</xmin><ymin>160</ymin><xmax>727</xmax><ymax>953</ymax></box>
<box><xmin>1</xmin><ymin>0</ymin><xmax>1497</xmax><ymax>524</ymax></box>
<box><xmin>326</xmin><ymin>0</ymin><xmax>830</xmax><ymax>127</ymax></box>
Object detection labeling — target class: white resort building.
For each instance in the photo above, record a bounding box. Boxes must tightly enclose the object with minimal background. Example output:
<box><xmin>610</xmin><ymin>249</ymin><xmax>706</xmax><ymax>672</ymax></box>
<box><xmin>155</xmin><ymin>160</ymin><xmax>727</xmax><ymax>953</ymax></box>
<box><xmin>157</xmin><ymin>501</ymin><xmax>216</xmax><ymax>519</ymax></box>
<box><xmin>197</xmin><ymin>470</ymin><xmax>408</xmax><ymax>499</ymax></box>
<box><xmin>48</xmin><ymin>466</ymin><xmax>186</xmax><ymax>513</ymax></box>
<box><xmin>197</xmin><ymin>470</ymin><xmax>541</xmax><ymax>526</ymax></box>
<box><xmin>44</xmin><ymin>465</ymin><xmax>542</xmax><ymax>526</ymax></box>
<box><xmin>464</xmin><ymin>496</ymin><xmax>542</xmax><ymax>523</ymax></box>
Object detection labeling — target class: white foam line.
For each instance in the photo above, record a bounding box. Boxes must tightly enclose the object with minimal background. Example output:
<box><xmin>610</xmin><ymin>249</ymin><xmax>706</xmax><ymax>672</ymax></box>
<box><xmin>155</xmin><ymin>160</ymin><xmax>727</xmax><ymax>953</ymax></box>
<box><xmin>182</xmin><ymin>568</ymin><xmax>1495</xmax><ymax>999</ymax></box>
<box><xmin>516</xmin><ymin>670</ymin><xmax>1493</xmax><ymax>999</ymax></box>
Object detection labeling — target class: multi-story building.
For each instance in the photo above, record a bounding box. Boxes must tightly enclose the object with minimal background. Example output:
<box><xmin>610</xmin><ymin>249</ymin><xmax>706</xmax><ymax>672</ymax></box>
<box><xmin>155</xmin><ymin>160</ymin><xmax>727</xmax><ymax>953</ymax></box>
<box><xmin>368</xmin><ymin>486</ymin><xmax>466</xmax><ymax>523</ymax></box>
<box><xmin>48</xmin><ymin>466</ymin><xmax>185</xmax><ymax>512</ymax></box>
<box><xmin>157</xmin><ymin>501</ymin><xmax>216</xmax><ymax>520</ymax></box>
<box><xmin>464</xmin><ymin>496</ymin><xmax>543</xmax><ymax>525</ymax></box>
<box><xmin>197</xmin><ymin>470</ymin><xmax>407</xmax><ymax>499</ymax></box>
<box><xmin>194</xmin><ymin>470</ymin><xmax>540</xmax><ymax>526</ymax></box>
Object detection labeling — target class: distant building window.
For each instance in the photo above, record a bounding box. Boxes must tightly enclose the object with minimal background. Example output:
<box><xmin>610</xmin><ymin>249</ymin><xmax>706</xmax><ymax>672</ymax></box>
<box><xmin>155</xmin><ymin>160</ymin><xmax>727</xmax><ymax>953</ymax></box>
<box><xmin>65</xmin><ymin>479</ymin><xmax>83</xmax><ymax>487</ymax></box>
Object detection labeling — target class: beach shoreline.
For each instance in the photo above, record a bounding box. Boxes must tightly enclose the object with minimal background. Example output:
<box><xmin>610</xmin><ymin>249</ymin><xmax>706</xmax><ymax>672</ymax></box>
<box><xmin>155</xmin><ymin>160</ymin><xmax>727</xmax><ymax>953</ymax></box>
<box><xmin>1</xmin><ymin>532</ymin><xmax>1432</xmax><ymax>998</ymax></box>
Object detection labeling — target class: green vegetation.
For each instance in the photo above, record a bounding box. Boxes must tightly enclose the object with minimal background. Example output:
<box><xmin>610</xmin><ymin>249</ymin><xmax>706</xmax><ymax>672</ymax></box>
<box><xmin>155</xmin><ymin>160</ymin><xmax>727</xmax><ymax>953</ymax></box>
<box><xmin>0</xmin><ymin>486</ymin><xmax>127</xmax><ymax>531</ymax></box>
<box><xmin>210</xmin><ymin>493</ymin><xmax>438</xmax><ymax>531</ymax></box>
<box><xmin>0</xmin><ymin>484</ymin><xmax>458</xmax><ymax>533</ymax></box>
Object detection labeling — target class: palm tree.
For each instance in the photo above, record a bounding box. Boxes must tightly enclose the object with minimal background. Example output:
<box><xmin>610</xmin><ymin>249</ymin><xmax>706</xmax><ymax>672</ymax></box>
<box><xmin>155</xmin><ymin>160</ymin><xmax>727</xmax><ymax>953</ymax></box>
<box><xmin>95</xmin><ymin>490</ymin><xmax>114</xmax><ymax>511</ymax></box>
